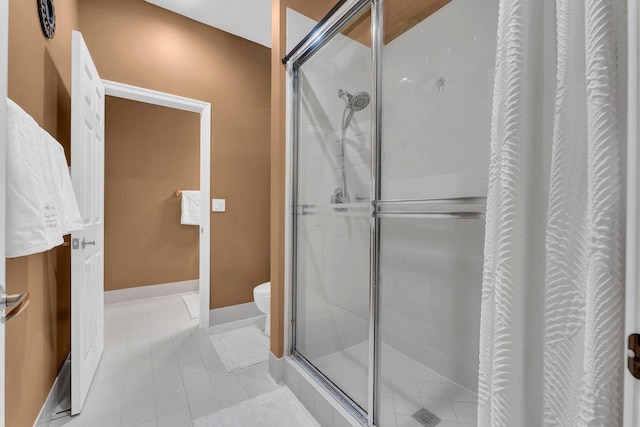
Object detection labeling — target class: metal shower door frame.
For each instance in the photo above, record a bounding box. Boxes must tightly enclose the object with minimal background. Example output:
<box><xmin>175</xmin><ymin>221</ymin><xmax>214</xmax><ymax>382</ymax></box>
<box><xmin>285</xmin><ymin>0</ymin><xmax>383</xmax><ymax>425</ymax></box>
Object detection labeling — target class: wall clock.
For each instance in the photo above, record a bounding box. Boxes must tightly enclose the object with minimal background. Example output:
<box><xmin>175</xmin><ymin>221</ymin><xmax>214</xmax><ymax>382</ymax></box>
<box><xmin>37</xmin><ymin>0</ymin><xmax>56</xmax><ymax>39</ymax></box>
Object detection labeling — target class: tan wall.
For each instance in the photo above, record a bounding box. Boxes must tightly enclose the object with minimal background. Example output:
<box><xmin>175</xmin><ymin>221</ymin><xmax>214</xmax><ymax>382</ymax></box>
<box><xmin>79</xmin><ymin>0</ymin><xmax>271</xmax><ymax>308</ymax></box>
<box><xmin>104</xmin><ymin>97</ymin><xmax>200</xmax><ymax>291</ymax></box>
<box><xmin>270</xmin><ymin>0</ymin><xmax>335</xmax><ymax>357</ymax></box>
<box><xmin>6</xmin><ymin>0</ymin><xmax>78</xmax><ymax>425</ymax></box>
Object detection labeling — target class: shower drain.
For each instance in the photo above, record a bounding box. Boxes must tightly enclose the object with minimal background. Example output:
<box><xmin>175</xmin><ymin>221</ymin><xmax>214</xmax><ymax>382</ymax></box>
<box><xmin>412</xmin><ymin>407</ymin><xmax>441</xmax><ymax>427</ymax></box>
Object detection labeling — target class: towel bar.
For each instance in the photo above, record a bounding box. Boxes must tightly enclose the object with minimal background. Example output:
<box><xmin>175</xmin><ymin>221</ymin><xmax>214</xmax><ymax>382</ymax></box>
<box><xmin>176</xmin><ymin>190</ymin><xmax>182</xmax><ymax>197</ymax></box>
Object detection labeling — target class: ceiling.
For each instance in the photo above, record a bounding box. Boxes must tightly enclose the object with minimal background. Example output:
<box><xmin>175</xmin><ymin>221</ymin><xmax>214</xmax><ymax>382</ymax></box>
<box><xmin>145</xmin><ymin>0</ymin><xmax>272</xmax><ymax>48</ymax></box>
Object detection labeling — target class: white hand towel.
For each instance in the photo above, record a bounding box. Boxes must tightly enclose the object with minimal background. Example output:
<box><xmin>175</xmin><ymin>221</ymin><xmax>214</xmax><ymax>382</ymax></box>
<box><xmin>6</xmin><ymin>98</ymin><xmax>62</xmax><ymax>257</ymax></box>
<box><xmin>42</xmin><ymin>130</ymin><xmax>84</xmax><ymax>235</ymax></box>
<box><xmin>180</xmin><ymin>190</ymin><xmax>200</xmax><ymax>225</ymax></box>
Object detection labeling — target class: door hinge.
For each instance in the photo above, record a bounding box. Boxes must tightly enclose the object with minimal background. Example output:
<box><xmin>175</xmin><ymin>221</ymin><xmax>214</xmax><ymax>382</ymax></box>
<box><xmin>629</xmin><ymin>334</ymin><xmax>640</xmax><ymax>379</ymax></box>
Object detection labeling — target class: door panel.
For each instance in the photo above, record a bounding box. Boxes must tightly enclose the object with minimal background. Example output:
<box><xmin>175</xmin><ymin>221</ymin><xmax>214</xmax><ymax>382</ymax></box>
<box><xmin>71</xmin><ymin>30</ymin><xmax>105</xmax><ymax>415</ymax></box>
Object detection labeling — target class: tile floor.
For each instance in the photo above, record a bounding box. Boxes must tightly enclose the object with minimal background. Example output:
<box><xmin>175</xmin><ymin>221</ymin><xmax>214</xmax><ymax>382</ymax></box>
<box><xmin>50</xmin><ymin>293</ymin><xmax>280</xmax><ymax>427</ymax></box>
<box><xmin>48</xmin><ymin>292</ymin><xmax>477</xmax><ymax>427</ymax></box>
<box><xmin>314</xmin><ymin>342</ymin><xmax>478</xmax><ymax>427</ymax></box>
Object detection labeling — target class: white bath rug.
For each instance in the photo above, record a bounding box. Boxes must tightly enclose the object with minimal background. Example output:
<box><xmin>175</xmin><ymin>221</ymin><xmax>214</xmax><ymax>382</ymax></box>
<box><xmin>180</xmin><ymin>293</ymin><xmax>199</xmax><ymax>319</ymax></box>
<box><xmin>193</xmin><ymin>386</ymin><xmax>320</xmax><ymax>427</ymax></box>
<box><xmin>210</xmin><ymin>326</ymin><xmax>269</xmax><ymax>372</ymax></box>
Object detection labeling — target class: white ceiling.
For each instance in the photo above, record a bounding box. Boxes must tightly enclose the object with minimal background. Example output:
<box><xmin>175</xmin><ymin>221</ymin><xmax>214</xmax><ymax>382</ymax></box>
<box><xmin>145</xmin><ymin>0</ymin><xmax>272</xmax><ymax>48</ymax></box>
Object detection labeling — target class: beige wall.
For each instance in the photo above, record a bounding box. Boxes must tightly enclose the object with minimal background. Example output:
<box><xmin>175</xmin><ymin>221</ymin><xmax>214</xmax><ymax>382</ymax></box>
<box><xmin>79</xmin><ymin>0</ymin><xmax>271</xmax><ymax>308</ymax></box>
<box><xmin>270</xmin><ymin>0</ymin><xmax>336</xmax><ymax>357</ymax></box>
<box><xmin>6</xmin><ymin>0</ymin><xmax>78</xmax><ymax>425</ymax></box>
<box><xmin>104</xmin><ymin>97</ymin><xmax>200</xmax><ymax>291</ymax></box>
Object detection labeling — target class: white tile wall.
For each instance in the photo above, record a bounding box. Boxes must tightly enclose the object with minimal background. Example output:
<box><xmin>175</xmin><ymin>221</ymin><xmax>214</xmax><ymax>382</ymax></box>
<box><xmin>381</xmin><ymin>0</ymin><xmax>498</xmax><ymax>200</ymax></box>
<box><xmin>380</xmin><ymin>218</ymin><xmax>485</xmax><ymax>392</ymax></box>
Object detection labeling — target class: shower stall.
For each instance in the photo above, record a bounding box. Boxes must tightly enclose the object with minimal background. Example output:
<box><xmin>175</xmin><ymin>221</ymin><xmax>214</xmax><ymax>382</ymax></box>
<box><xmin>284</xmin><ymin>0</ymin><xmax>498</xmax><ymax>425</ymax></box>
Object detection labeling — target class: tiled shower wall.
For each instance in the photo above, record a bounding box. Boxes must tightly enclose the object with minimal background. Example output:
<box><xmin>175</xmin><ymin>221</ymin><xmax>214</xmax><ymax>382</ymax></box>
<box><xmin>290</xmin><ymin>9</ymin><xmax>372</xmax><ymax>361</ymax></box>
<box><xmin>382</xmin><ymin>0</ymin><xmax>498</xmax><ymax>201</ymax></box>
<box><xmin>380</xmin><ymin>0</ymin><xmax>498</xmax><ymax>392</ymax></box>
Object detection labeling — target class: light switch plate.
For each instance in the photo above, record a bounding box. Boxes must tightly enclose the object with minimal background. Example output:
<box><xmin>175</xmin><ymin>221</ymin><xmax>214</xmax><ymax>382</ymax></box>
<box><xmin>212</xmin><ymin>199</ymin><xmax>226</xmax><ymax>212</ymax></box>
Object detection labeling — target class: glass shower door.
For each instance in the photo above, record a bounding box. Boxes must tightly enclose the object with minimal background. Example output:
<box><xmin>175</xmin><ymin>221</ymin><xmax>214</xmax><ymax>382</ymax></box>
<box><xmin>292</xmin><ymin>4</ymin><xmax>373</xmax><ymax>414</ymax></box>
<box><xmin>376</xmin><ymin>0</ymin><xmax>498</xmax><ymax>425</ymax></box>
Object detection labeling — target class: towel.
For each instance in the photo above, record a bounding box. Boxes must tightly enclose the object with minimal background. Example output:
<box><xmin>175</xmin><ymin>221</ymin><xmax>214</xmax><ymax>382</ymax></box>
<box><xmin>42</xmin><ymin>130</ymin><xmax>83</xmax><ymax>235</ymax></box>
<box><xmin>6</xmin><ymin>98</ymin><xmax>83</xmax><ymax>257</ymax></box>
<box><xmin>180</xmin><ymin>190</ymin><xmax>200</xmax><ymax>225</ymax></box>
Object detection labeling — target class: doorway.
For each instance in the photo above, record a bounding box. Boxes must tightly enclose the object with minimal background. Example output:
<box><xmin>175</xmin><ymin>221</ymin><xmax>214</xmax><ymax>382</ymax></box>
<box><xmin>102</xmin><ymin>81</ymin><xmax>211</xmax><ymax>327</ymax></box>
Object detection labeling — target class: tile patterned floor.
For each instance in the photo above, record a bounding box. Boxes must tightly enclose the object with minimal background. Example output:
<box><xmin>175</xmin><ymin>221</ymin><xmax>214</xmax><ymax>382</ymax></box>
<box><xmin>48</xmin><ymin>293</ymin><xmax>476</xmax><ymax>427</ymax></box>
<box><xmin>50</xmin><ymin>293</ymin><xmax>278</xmax><ymax>427</ymax></box>
<box><xmin>314</xmin><ymin>342</ymin><xmax>478</xmax><ymax>427</ymax></box>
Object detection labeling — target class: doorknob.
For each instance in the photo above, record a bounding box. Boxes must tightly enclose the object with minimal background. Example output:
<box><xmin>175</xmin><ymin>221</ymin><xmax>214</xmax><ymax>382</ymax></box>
<box><xmin>629</xmin><ymin>334</ymin><xmax>640</xmax><ymax>379</ymax></box>
<box><xmin>81</xmin><ymin>238</ymin><xmax>96</xmax><ymax>249</ymax></box>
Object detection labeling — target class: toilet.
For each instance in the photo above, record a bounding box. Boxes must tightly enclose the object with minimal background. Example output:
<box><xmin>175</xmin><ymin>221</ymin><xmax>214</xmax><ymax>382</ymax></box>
<box><xmin>253</xmin><ymin>282</ymin><xmax>271</xmax><ymax>336</ymax></box>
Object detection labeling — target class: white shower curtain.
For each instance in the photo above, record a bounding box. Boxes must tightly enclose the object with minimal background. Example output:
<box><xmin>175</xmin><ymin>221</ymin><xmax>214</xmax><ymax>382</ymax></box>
<box><xmin>479</xmin><ymin>0</ymin><xmax>626</xmax><ymax>426</ymax></box>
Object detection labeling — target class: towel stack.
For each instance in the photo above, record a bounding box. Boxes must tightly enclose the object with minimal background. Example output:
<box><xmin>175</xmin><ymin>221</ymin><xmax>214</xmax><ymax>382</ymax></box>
<box><xmin>6</xmin><ymin>98</ymin><xmax>84</xmax><ymax>257</ymax></box>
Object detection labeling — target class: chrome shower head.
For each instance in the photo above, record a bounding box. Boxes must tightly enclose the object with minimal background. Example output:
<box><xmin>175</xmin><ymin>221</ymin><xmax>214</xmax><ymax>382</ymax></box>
<box><xmin>338</xmin><ymin>89</ymin><xmax>370</xmax><ymax>112</ymax></box>
<box><xmin>349</xmin><ymin>92</ymin><xmax>370</xmax><ymax>111</ymax></box>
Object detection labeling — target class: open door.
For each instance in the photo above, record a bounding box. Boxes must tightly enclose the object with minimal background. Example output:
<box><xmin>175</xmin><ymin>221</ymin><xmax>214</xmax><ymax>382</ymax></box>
<box><xmin>70</xmin><ymin>30</ymin><xmax>105</xmax><ymax>415</ymax></box>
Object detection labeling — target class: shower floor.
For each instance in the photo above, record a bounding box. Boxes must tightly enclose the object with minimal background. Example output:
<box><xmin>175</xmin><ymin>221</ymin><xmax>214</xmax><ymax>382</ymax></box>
<box><xmin>313</xmin><ymin>342</ymin><xmax>478</xmax><ymax>427</ymax></box>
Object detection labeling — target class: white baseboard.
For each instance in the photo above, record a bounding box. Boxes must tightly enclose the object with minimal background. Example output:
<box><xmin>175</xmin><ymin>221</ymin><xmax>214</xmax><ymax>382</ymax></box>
<box><xmin>33</xmin><ymin>354</ymin><xmax>71</xmax><ymax>427</ymax></box>
<box><xmin>209</xmin><ymin>301</ymin><xmax>262</xmax><ymax>326</ymax></box>
<box><xmin>269</xmin><ymin>351</ymin><xmax>285</xmax><ymax>384</ymax></box>
<box><xmin>105</xmin><ymin>279</ymin><xmax>199</xmax><ymax>304</ymax></box>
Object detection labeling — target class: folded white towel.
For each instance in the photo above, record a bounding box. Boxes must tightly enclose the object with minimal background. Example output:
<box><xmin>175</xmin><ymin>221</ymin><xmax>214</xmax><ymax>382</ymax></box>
<box><xmin>6</xmin><ymin>98</ymin><xmax>83</xmax><ymax>257</ymax></box>
<box><xmin>42</xmin><ymin>130</ymin><xmax>83</xmax><ymax>235</ymax></box>
<box><xmin>180</xmin><ymin>190</ymin><xmax>200</xmax><ymax>225</ymax></box>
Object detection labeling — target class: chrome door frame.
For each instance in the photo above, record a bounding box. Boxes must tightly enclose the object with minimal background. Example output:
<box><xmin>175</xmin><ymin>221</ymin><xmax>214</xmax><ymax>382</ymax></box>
<box><xmin>284</xmin><ymin>0</ymin><xmax>382</xmax><ymax>425</ymax></box>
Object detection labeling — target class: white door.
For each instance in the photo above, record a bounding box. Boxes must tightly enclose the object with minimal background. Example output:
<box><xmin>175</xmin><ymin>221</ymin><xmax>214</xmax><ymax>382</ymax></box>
<box><xmin>0</xmin><ymin>0</ymin><xmax>8</xmax><ymax>425</ymax></box>
<box><xmin>70</xmin><ymin>30</ymin><xmax>105</xmax><ymax>415</ymax></box>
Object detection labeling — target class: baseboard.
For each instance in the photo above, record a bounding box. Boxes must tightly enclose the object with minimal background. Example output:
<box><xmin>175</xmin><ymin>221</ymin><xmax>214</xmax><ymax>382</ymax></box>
<box><xmin>209</xmin><ymin>301</ymin><xmax>262</xmax><ymax>326</ymax></box>
<box><xmin>33</xmin><ymin>353</ymin><xmax>71</xmax><ymax>427</ymax></box>
<box><xmin>105</xmin><ymin>279</ymin><xmax>199</xmax><ymax>304</ymax></box>
<box><xmin>269</xmin><ymin>351</ymin><xmax>285</xmax><ymax>384</ymax></box>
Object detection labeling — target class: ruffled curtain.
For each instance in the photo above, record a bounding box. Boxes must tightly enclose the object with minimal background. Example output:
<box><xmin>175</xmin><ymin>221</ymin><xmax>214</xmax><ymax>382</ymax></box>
<box><xmin>478</xmin><ymin>0</ymin><xmax>626</xmax><ymax>426</ymax></box>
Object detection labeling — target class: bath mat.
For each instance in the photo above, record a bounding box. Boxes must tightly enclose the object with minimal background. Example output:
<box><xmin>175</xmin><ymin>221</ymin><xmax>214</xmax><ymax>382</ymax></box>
<box><xmin>210</xmin><ymin>326</ymin><xmax>269</xmax><ymax>372</ymax></box>
<box><xmin>193</xmin><ymin>386</ymin><xmax>320</xmax><ymax>427</ymax></box>
<box><xmin>180</xmin><ymin>293</ymin><xmax>199</xmax><ymax>319</ymax></box>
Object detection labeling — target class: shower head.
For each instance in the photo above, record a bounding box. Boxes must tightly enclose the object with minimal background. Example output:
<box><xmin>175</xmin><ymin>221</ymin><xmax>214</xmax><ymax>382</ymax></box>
<box><xmin>348</xmin><ymin>92</ymin><xmax>370</xmax><ymax>111</ymax></box>
<box><xmin>338</xmin><ymin>89</ymin><xmax>370</xmax><ymax>111</ymax></box>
